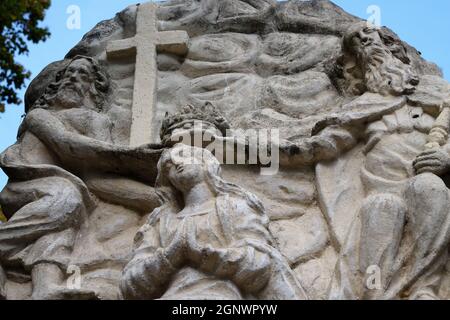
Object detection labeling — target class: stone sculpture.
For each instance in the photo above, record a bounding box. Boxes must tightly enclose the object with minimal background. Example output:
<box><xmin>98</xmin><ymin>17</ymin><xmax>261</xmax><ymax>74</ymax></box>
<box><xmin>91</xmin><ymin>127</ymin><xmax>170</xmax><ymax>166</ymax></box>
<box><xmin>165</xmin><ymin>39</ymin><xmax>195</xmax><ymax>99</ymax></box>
<box><xmin>0</xmin><ymin>56</ymin><xmax>108</xmax><ymax>299</ymax></box>
<box><xmin>0</xmin><ymin>0</ymin><xmax>449</xmax><ymax>300</ymax></box>
<box><xmin>0</xmin><ymin>55</ymin><xmax>161</xmax><ymax>299</ymax></box>
<box><xmin>121</xmin><ymin>144</ymin><xmax>307</xmax><ymax>300</ymax></box>
<box><xmin>159</xmin><ymin>102</ymin><xmax>231</xmax><ymax>147</ymax></box>
<box><xmin>311</xmin><ymin>98</ymin><xmax>450</xmax><ymax>299</ymax></box>
<box><xmin>339</xmin><ymin>22</ymin><xmax>420</xmax><ymax>96</ymax></box>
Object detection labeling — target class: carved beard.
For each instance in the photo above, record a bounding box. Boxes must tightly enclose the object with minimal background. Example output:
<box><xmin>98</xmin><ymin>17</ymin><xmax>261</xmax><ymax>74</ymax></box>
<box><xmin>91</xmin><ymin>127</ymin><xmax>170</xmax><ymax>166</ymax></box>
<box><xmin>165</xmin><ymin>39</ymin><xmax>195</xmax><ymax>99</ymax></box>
<box><xmin>50</xmin><ymin>81</ymin><xmax>92</xmax><ymax>109</ymax></box>
<box><xmin>55</xmin><ymin>88</ymin><xmax>83</xmax><ymax>108</ymax></box>
<box><xmin>358</xmin><ymin>40</ymin><xmax>419</xmax><ymax>96</ymax></box>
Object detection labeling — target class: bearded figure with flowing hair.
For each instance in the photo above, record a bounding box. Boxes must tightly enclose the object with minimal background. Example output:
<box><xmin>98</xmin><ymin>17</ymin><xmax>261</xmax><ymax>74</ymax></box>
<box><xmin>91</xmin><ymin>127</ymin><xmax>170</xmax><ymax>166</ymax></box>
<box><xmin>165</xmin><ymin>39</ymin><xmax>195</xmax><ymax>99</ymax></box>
<box><xmin>341</xmin><ymin>22</ymin><xmax>420</xmax><ymax>96</ymax></box>
<box><xmin>120</xmin><ymin>144</ymin><xmax>307</xmax><ymax>300</ymax></box>
<box><xmin>0</xmin><ymin>55</ymin><xmax>160</xmax><ymax>300</ymax></box>
<box><xmin>0</xmin><ymin>56</ymin><xmax>110</xmax><ymax>300</ymax></box>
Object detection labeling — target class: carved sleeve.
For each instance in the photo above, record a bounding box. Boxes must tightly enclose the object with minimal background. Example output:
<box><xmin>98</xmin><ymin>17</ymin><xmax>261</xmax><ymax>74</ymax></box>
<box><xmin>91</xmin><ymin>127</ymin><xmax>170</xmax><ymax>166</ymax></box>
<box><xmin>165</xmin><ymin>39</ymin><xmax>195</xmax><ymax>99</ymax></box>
<box><xmin>193</xmin><ymin>244</ymin><xmax>273</xmax><ymax>295</ymax></box>
<box><xmin>191</xmin><ymin>199</ymin><xmax>274</xmax><ymax>295</ymax></box>
<box><xmin>120</xmin><ymin>222</ymin><xmax>175</xmax><ymax>300</ymax></box>
<box><xmin>280</xmin><ymin>125</ymin><xmax>359</xmax><ymax>166</ymax></box>
<box><xmin>120</xmin><ymin>248</ymin><xmax>176</xmax><ymax>300</ymax></box>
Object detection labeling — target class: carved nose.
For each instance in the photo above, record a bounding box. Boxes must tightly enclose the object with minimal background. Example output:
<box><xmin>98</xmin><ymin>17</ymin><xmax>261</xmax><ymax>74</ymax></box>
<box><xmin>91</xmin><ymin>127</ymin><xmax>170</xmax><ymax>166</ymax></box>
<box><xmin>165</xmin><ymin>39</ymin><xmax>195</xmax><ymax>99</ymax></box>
<box><xmin>360</xmin><ymin>36</ymin><xmax>371</xmax><ymax>45</ymax></box>
<box><xmin>409</xmin><ymin>77</ymin><xmax>420</xmax><ymax>86</ymax></box>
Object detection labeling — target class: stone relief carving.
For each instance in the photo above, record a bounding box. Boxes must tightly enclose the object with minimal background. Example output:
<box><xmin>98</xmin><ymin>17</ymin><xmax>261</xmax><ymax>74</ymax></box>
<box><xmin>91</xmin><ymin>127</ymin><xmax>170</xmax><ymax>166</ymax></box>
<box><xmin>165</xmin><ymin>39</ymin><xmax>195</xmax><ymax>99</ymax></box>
<box><xmin>1</xmin><ymin>0</ymin><xmax>450</xmax><ymax>300</ymax></box>
<box><xmin>339</xmin><ymin>22</ymin><xmax>420</xmax><ymax>96</ymax></box>
<box><xmin>0</xmin><ymin>55</ymin><xmax>161</xmax><ymax>299</ymax></box>
<box><xmin>121</xmin><ymin>144</ymin><xmax>307</xmax><ymax>300</ymax></box>
<box><xmin>316</xmin><ymin>101</ymin><xmax>450</xmax><ymax>299</ymax></box>
<box><xmin>160</xmin><ymin>102</ymin><xmax>231</xmax><ymax>147</ymax></box>
<box><xmin>0</xmin><ymin>56</ymin><xmax>109</xmax><ymax>299</ymax></box>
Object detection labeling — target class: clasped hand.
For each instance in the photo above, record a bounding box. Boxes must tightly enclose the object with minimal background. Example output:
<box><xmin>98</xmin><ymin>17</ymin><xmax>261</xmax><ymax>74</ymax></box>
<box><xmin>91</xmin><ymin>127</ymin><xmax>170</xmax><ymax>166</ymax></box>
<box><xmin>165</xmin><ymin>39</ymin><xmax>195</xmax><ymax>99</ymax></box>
<box><xmin>413</xmin><ymin>147</ymin><xmax>450</xmax><ymax>176</ymax></box>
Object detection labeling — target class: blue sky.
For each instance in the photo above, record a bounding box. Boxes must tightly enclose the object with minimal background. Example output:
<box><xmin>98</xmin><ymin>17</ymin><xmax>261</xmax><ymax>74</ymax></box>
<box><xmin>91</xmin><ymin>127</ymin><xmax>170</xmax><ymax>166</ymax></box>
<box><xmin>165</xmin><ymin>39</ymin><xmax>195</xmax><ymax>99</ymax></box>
<box><xmin>1</xmin><ymin>0</ymin><xmax>449</xmax><ymax>189</ymax></box>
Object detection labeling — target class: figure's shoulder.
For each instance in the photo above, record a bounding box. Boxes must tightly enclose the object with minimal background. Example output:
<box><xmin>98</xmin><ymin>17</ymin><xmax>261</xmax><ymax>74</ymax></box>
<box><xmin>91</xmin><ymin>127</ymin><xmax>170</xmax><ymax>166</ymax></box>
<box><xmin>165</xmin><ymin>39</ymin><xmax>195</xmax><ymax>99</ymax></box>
<box><xmin>26</xmin><ymin>107</ymin><xmax>51</xmax><ymax>119</ymax></box>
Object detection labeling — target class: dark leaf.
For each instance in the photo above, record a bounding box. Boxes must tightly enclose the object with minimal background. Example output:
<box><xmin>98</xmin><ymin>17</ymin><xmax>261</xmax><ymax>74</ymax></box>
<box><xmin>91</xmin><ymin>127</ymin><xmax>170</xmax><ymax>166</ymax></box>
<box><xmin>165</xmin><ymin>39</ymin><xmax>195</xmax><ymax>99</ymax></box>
<box><xmin>0</xmin><ymin>0</ymin><xmax>51</xmax><ymax>112</ymax></box>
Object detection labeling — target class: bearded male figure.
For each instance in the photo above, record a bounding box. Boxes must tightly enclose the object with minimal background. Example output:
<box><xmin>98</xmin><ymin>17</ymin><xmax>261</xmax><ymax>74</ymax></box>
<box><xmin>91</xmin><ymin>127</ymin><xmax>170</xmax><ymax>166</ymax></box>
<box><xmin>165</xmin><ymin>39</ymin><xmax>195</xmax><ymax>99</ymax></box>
<box><xmin>340</xmin><ymin>22</ymin><xmax>420</xmax><ymax>96</ymax></box>
<box><xmin>0</xmin><ymin>56</ymin><xmax>160</xmax><ymax>299</ymax></box>
<box><xmin>325</xmin><ymin>103</ymin><xmax>450</xmax><ymax>300</ymax></box>
<box><xmin>282</xmin><ymin>100</ymin><xmax>450</xmax><ymax>300</ymax></box>
<box><xmin>277</xmin><ymin>23</ymin><xmax>450</xmax><ymax>299</ymax></box>
<box><xmin>327</xmin><ymin>23</ymin><xmax>450</xmax><ymax>300</ymax></box>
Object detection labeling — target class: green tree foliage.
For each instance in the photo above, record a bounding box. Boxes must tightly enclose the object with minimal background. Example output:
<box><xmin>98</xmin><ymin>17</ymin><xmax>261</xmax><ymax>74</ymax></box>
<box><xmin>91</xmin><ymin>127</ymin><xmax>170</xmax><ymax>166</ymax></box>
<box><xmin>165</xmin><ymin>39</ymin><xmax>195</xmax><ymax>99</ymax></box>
<box><xmin>0</xmin><ymin>0</ymin><xmax>51</xmax><ymax>112</ymax></box>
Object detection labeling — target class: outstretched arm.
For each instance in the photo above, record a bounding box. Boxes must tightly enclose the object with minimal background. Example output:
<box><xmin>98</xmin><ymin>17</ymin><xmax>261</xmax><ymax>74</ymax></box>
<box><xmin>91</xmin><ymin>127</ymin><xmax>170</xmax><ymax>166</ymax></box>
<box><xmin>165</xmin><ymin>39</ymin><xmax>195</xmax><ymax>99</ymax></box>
<box><xmin>413</xmin><ymin>104</ymin><xmax>450</xmax><ymax>176</ymax></box>
<box><xmin>22</xmin><ymin>109</ymin><xmax>162</xmax><ymax>177</ymax></box>
<box><xmin>278</xmin><ymin>125</ymin><xmax>359</xmax><ymax>167</ymax></box>
<box><xmin>187</xmin><ymin>125</ymin><xmax>359</xmax><ymax>168</ymax></box>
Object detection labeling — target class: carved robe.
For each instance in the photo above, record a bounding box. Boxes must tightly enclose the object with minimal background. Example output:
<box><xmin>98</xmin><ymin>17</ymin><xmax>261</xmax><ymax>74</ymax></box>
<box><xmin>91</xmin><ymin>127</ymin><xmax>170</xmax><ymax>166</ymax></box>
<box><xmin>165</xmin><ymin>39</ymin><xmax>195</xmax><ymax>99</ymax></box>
<box><xmin>314</xmin><ymin>103</ymin><xmax>450</xmax><ymax>299</ymax></box>
<box><xmin>0</xmin><ymin>131</ymin><xmax>95</xmax><ymax>270</ymax></box>
<box><xmin>121</xmin><ymin>194</ymin><xmax>306</xmax><ymax>300</ymax></box>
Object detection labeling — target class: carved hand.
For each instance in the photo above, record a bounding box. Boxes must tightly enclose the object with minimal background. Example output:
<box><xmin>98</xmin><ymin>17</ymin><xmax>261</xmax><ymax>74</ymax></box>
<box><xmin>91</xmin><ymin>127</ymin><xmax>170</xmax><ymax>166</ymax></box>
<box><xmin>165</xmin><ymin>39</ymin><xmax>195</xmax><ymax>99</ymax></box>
<box><xmin>23</xmin><ymin>109</ymin><xmax>161</xmax><ymax>179</ymax></box>
<box><xmin>413</xmin><ymin>148</ymin><xmax>450</xmax><ymax>176</ymax></box>
<box><xmin>187</xmin><ymin>236</ymin><xmax>272</xmax><ymax>295</ymax></box>
<box><xmin>163</xmin><ymin>220</ymin><xmax>188</xmax><ymax>269</ymax></box>
<box><xmin>121</xmin><ymin>249</ymin><xmax>176</xmax><ymax>300</ymax></box>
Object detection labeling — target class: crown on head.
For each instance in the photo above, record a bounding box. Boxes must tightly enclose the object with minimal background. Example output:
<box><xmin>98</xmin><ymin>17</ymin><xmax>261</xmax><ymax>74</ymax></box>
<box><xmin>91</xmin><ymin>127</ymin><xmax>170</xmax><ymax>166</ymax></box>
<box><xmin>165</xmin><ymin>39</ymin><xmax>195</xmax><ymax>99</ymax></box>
<box><xmin>160</xmin><ymin>102</ymin><xmax>231</xmax><ymax>143</ymax></box>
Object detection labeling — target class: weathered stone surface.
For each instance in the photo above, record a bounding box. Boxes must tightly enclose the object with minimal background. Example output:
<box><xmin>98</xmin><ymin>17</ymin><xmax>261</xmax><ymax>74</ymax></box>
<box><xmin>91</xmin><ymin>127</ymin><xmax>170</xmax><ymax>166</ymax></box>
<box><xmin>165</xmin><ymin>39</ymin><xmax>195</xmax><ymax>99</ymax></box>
<box><xmin>269</xmin><ymin>208</ymin><xmax>329</xmax><ymax>265</ymax></box>
<box><xmin>256</xmin><ymin>33</ymin><xmax>341</xmax><ymax>77</ymax></box>
<box><xmin>121</xmin><ymin>145</ymin><xmax>307</xmax><ymax>300</ymax></box>
<box><xmin>158</xmin><ymin>0</ymin><xmax>277</xmax><ymax>36</ymax></box>
<box><xmin>407</xmin><ymin>75</ymin><xmax>450</xmax><ymax>113</ymax></box>
<box><xmin>1</xmin><ymin>0</ymin><xmax>450</xmax><ymax>300</ymax></box>
<box><xmin>259</xmin><ymin>71</ymin><xmax>342</xmax><ymax>120</ymax></box>
<box><xmin>294</xmin><ymin>246</ymin><xmax>338</xmax><ymax>300</ymax></box>
<box><xmin>316</xmin><ymin>145</ymin><xmax>365</xmax><ymax>247</ymax></box>
<box><xmin>181</xmin><ymin>33</ymin><xmax>260</xmax><ymax>78</ymax></box>
<box><xmin>222</xmin><ymin>166</ymin><xmax>316</xmax><ymax>220</ymax></box>
<box><xmin>275</xmin><ymin>0</ymin><xmax>360</xmax><ymax>35</ymax></box>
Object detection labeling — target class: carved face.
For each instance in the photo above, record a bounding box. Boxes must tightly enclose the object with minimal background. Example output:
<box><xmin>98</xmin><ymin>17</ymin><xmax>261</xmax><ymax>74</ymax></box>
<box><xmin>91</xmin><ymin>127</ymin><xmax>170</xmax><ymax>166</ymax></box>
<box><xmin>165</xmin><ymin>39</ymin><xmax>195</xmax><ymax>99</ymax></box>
<box><xmin>351</xmin><ymin>26</ymin><xmax>383</xmax><ymax>54</ymax></box>
<box><xmin>343</xmin><ymin>24</ymin><xmax>419</xmax><ymax>96</ymax></box>
<box><xmin>165</xmin><ymin>145</ymin><xmax>208</xmax><ymax>193</ymax></box>
<box><xmin>56</xmin><ymin>58</ymin><xmax>94</xmax><ymax>108</ymax></box>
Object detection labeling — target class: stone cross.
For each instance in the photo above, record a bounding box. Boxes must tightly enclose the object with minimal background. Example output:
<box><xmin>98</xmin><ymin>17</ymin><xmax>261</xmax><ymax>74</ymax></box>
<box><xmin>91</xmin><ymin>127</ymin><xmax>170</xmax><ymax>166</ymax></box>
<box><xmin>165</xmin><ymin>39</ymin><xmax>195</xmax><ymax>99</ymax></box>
<box><xmin>107</xmin><ymin>2</ymin><xmax>189</xmax><ymax>146</ymax></box>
